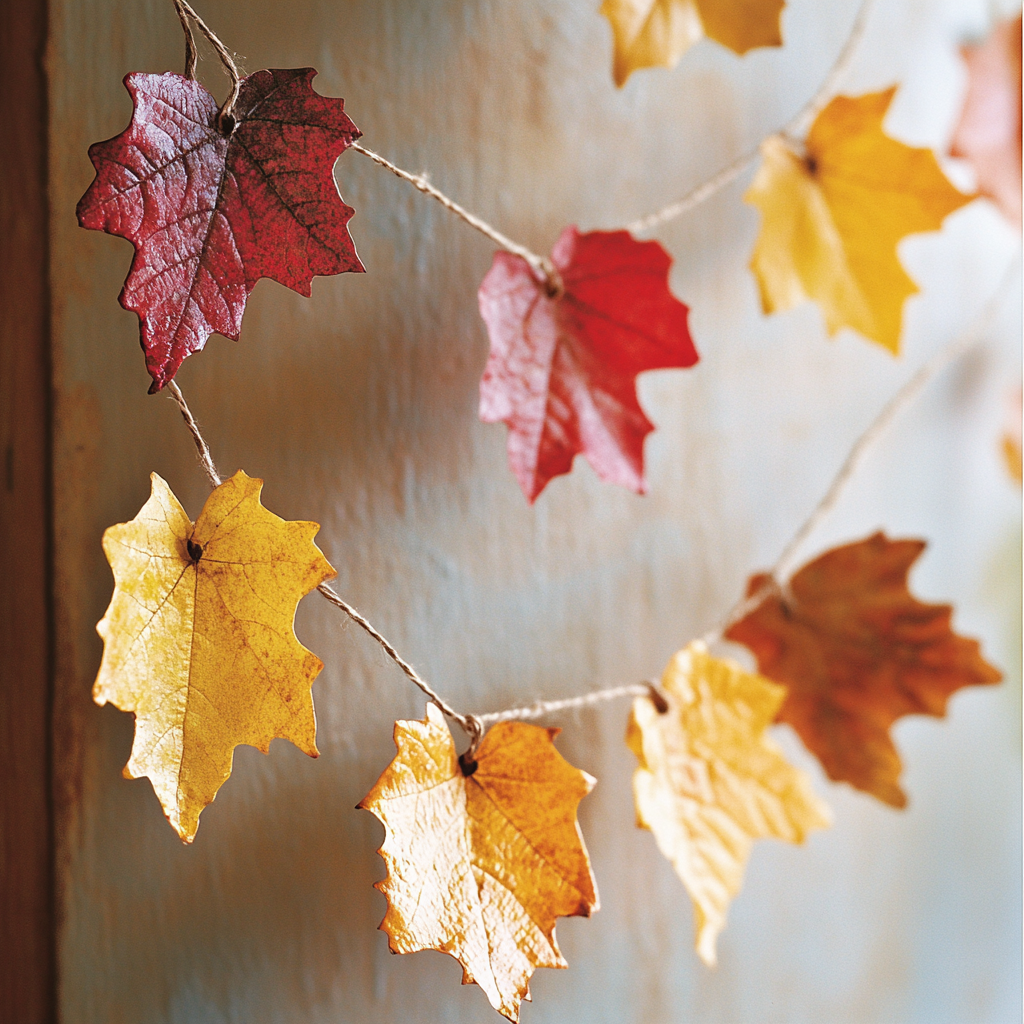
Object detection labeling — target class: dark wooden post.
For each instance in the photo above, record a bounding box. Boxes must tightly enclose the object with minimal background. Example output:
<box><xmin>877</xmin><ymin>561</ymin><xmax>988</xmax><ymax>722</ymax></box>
<box><xmin>0</xmin><ymin>1</ymin><xmax>55</xmax><ymax>1021</ymax></box>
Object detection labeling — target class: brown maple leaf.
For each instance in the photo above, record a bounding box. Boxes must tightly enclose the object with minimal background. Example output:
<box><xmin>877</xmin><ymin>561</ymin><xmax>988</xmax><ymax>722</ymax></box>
<box><xmin>725</xmin><ymin>533</ymin><xmax>1002</xmax><ymax>807</ymax></box>
<box><xmin>358</xmin><ymin>704</ymin><xmax>599</xmax><ymax>1021</ymax></box>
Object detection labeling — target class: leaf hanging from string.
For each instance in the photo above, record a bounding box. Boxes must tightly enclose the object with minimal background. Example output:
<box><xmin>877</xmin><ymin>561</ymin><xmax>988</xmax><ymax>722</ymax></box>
<box><xmin>478</xmin><ymin>226</ymin><xmax>698</xmax><ymax>503</ymax></box>
<box><xmin>358</xmin><ymin>704</ymin><xmax>599</xmax><ymax>1022</ymax></box>
<box><xmin>600</xmin><ymin>0</ymin><xmax>785</xmax><ymax>86</ymax></box>
<box><xmin>745</xmin><ymin>88</ymin><xmax>972</xmax><ymax>354</ymax></box>
<box><xmin>94</xmin><ymin>471</ymin><xmax>336</xmax><ymax>841</ymax></box>
<box><xmin>725</xmin><ymin>533</ymin><xmax>1002</xmax><ymax>807</ymax></box>
<box><xmin>628</xmin><ymin>641</ymin><xmax>831</xmax><ymax>966</ymax></box>
<box><xmin>77</xmin><ymin>69</ymin><xmax>363</xmax><ymax>392</ymax></box>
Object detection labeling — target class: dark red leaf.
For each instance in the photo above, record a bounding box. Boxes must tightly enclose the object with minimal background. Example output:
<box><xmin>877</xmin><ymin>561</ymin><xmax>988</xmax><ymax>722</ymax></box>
<box><xmin>77</xmin><ymin>69</ymin><xmax>364</xmax><ymax>392</ymax></box>
<box><xmin>478</xmin><ymin>227</ymin><xmax>698</xmax><ymax>502</ymax></box>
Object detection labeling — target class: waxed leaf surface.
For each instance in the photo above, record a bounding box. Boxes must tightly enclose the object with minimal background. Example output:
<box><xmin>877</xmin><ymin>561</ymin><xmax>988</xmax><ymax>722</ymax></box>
<box><xmin>600</xmin><ymin>0</ymin><xmax>784</xmax><ymax>86</ymax></box>
<box><xmin>725</xmin><ymin>533</ymin><xmax>1002</xmax><ymax>807</ymax></box>
<box><xmin>950</xmin><ymin>15</ymin><xmax>1022</xmax><ymax>225</ymax></box>
<box><xmin>93</xmin><ymin>471</ymin><xmax>337</xmax><ymax>841</ymax></box>
<box><xmin>628</xmin><ymin>641</ymin><xmax>831</xmax><ymax>965</ymax></box>
<box><xmin>745</xmin><ymin>89</ymin><xmax>971</xmax><ymax>353</ymax></box>
<box><xmin>77</xmin><ymin>69</ymin><xmax>363</xmax><ymax>391</ymax></box>
<box><xmin>478</xmin><ymin>226</ymin><xmax>697</xmax><ymax>502</ymax></box>
<box><xmin>358</xmin><ymin>704</ymin><xmax>599</xmax><ymax>1021</ymax></box>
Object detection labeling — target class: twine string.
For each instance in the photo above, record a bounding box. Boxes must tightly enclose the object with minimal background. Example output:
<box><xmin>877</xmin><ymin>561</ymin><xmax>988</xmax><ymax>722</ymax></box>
<box><xmin>349</xmin><ymin>143</ymin><xmax>563</xmax><ymax>296</ymax></box>
<box><xmin>159</xmin><ymin>0</ymin><xmax>1010</xmax><ymax>734</ymax></box>
<box><xmin>167</xmin><ymin>0</ymin><xmax>872</xmax><ymax>278</ymax></box>
<box><xmin>352</xmin><ymin>0</ymin><xmax>873</xmax><ymax>263</ymax></box>
<box><xmin>476</xmin><ymin>254</ymin><xmax>1018</xmax><ymax>721</ymax></box>
<box><xmin>315</xmin><ymin>582</ymin><xmax>485</xmax><ymax>753</ymax></box>
<box><xmin>626</xmin><ymin>0</ymin><xmax>875</xmax><ymax>235</ymax></box>
<box><xmin>477</xmin><ymin>684</ymin><xmax>652</xmax><ymax>727</ymax></box>
<box><xmin>165</xmin><ymin>380</ymin><xmax>484</xmax><ymax>751</ymax></box>
<box><xmin>166</xmin><ymin>381</ymin><xmax>221</xmax><ymax>487</ymax></box>
<box><xmin>166</xmin><ymin>254</ymin><xmax>1017</xmax><ymax>736</ymax></box>
<box><xmin>172</xmin><ymin>0</ymin><xmax>199</xmax><ymax>80</ymax></box>
<box><xmin>169</xmin><ymin>0</ymin><xmax>242</xmax><ymax>130</ymax></box>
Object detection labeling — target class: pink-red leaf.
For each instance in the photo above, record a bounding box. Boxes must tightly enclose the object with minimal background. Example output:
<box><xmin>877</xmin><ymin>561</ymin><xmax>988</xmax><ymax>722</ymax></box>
<box><xmin>478</xmin><ymin>227</ymin><xmax>698</xmax><ymax>502</ymax></box>
<box><xmin>950</xmin><ymin>15</ymin><xmax>1022</xmax><ymax>226</ymax></box>
<box><xmin>77</xmin><ymin>69</ymin><xmax>364</xmax><ymax>392</ymax></box>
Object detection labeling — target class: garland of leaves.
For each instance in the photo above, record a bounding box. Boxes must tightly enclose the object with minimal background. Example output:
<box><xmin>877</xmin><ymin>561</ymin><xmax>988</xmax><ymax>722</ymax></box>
<box><xmin>79</xmin><ymin>0</ymin><xmax>1019</xmax><ymax>1019</ymax></box>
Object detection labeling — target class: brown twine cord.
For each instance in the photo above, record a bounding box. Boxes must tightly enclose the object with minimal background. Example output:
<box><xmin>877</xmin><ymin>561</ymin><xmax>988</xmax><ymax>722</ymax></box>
<box><xmin>167</xmin><ymin>382</ymin><xmax>221</xmax><ymax>487</ymax></box>
<box><xmin>170</xmin><ymin>0</ymin><xmax>242</xmax><ymax>131</ymax></box>
<box><xmin>349</xmin><ymin>0</ymin><xmax>875</xmax><ymax>278</ymax></box>
<box><xmin>477</xmin><ymin>683</ymin><xmax>653</xmax><ymax>727</ymax></box>
<box><xmin>349</xmin><ymin>143</ymin><xmax>564</xmax><ymax>298</ymax></box>
<box><xmin>626</xmin><ymin>0</ymin><xmax>876</xmax><ymax>235</ymax></box>
<box><xmin>172</xmin><ymin>0</ymin><xmax>199</xmax><ymax>80</ymax></box>
<box><xmin>166</xmin><ymin>0</ymin><xmax>874</xmax><ymax>287</ymax></box>
<box><xmin>480</xmin><ymin>254</ymin><xmax>1018</xmax><ymax>721</ymax></box>
<box><xmin>165</xmin><ymin>252</ymin><xmax>1016</xmax><ymax>736</ymax></box>
<box><xmin>315</xmin><ymin>583</ymin><xmax>485</xmax><ymax>753</ymax></box>
<box><xmin>157</xmin><ymin>0</ymin><xmax>1012</xmax><ymax>733</ymax></box>
<box><xmin>166</xmin><ymin>379</ymin><xmax>485</xmax><ymax>752</ymax></box>
<box><xmin>699</xmin><ymin>251</ymin><xmax>1021</xmax><ymax>647</ymax></box>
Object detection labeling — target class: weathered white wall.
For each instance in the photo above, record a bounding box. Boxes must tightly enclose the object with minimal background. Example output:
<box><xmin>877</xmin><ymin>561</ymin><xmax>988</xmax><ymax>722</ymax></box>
<box><xmin>50</xmin><ymin>0</ymin><xmax>1021</xmax><ymax>1021</ymax></box>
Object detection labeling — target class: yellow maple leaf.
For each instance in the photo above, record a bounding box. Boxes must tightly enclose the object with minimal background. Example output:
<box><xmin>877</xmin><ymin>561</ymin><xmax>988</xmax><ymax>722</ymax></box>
<box><xmin>627</xmin><ymin>641</ymin><xmax>831</xmax><ymax>966</ymax></box>
<box><xmin>358</xmin><ymin>704</ymin><xmax>599</xmax><ymax>1022</ymax></box>
<box><xmin>745</xmin><ymin>88</ymin><xmax>972</xmax><ymax>354</ymax></box>
<box><xmin>93</xmin><ymin>471</ymin><xmax>336</xmax><ymax>842</ymax></box>
<box><xmin>600</xmin><ymin>0</ymin><xmax>784</xmax><ymax>87</ymax></box>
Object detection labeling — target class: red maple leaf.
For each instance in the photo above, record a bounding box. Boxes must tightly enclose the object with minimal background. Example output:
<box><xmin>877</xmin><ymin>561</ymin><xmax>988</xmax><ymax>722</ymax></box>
<box><xmin>77</xmin><ymin>69</ymin><xmax>363</xmax><ymax>392</ymax></box>
<box><xmin>478</xmin><ymin>227</ymin><xmax>698</xmax><ymax>502</ymax></box>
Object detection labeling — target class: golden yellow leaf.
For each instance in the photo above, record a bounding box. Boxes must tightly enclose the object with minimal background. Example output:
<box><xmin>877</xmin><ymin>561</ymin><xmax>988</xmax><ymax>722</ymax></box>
<box><xmin>600</xmin><ymin>0</ymin><xmax>784</xmax><ymax>87</ymax></box>
<box><xmin>358</xmin><ymin>704</ymin><xmax>599</xmax><ymax>1022</ymax></box>
<box><xmin>745</xmin><ymin>88</ymin><xmax>972</xmax><ymax>353</ymax></box>
<box><xmin>627</xmin><ymin>641</ymin><xmax>831</xmax><ymax>966</ymax></box>
<box><xmin>93</xmin><ymin>471</ymin><xmax>336</xmax><ymax>842</ymax></box>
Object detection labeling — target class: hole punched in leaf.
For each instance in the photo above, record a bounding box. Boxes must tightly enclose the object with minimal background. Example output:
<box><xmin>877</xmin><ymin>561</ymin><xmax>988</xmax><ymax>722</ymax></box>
<box><xmin>647</xmin><ymin>683</ymin><xmax>670</xmax><ymax>714</ymax></box>
<box><xmin>458</xmin><ymin>751</ymin><xmax>479</xmax><ymax>777</ymax></box>
<box><xmin>187</xmin><ymin>538</ymin><xmax>204</xmax><ymax>563</ymax></box>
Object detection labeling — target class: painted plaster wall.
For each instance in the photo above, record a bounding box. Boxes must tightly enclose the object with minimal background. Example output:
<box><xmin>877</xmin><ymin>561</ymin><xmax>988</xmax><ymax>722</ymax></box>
<box><xmin>49</xmin><ymin>0</ymin><xmax>1021</xmax><ymax>1021</ymax></box>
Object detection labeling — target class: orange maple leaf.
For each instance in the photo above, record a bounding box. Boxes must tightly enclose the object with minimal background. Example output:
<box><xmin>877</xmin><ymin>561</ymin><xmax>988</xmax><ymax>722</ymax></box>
<box><xmin>358</xmin><ymin>705</ymin><xmax>599</xmax><ymax>1021</ymax></box>
<box><xmin>725</xmin><ymin>533</ymin><xmax>1002</xmax><ymax>807</ymax></box>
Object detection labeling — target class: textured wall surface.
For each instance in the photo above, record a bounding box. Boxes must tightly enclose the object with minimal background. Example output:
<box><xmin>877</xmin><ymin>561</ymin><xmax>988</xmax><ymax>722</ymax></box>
<box><xmin>49</xmin><ymin>0</ymin><xmax>1021</xmax><ymax>1021</ymax></box>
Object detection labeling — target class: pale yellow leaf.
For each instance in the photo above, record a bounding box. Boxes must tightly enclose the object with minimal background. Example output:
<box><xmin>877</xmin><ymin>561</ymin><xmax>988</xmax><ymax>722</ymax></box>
<box><xmin>745</xmin><ymin>88</ymin><xmax>972</xmax><ymax>353</ymax></box>
<box><xmin>627</xmin><ymin>641</ymin><xmax>831</xmax><ymax>965</ymax></box>
<box><xmin>358</xmin><ymin>704</ymin><xmax>599</xmax><ymax>1022</ymax></box>
<box><xmin>600</xmin><ymin>0</ymin><xmax>784</xmax><ymax>87</ymax></box>
<box><xmin>93</xmin><ymin>471</ymin><xmax>336</xmax><ymax>842</ymax></box>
